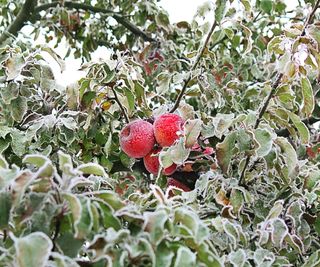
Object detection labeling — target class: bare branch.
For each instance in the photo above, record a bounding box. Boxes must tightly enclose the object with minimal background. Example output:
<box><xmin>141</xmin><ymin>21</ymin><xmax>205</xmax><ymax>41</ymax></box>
<box><xmin>169</xmin><ymin>20</ymin><xmax>218</xmax><ymax>113</ymax></box>
<box><xmin>0</xmin><ymin>0</ymin><xmax>37</xmax><ymax>45</ymax></box>
<box><xmin>111</xmin><ymin>87</ymin><xmax>130</xmax><ymax>123</ymax></box>
<box><xmin>0</xmin><ymin>0</ymin><xmax>155</xmax><ymax>46</ymax></box>
<box><xmin>34</xmin><ymin>1</ymin><xmax>156</xmax><ymax>42</ymax></box>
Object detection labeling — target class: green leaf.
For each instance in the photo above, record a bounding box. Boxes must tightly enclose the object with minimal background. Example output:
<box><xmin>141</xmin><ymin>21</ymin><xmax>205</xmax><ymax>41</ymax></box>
<box><xmin>0</xmin><ymin>82</ymin><xmax>19</xmax><ymax>104</ymax></box>
<box><xmin>229</xmin><ymin>249</ymin><xmax>247</xmax><ymax>267</ymax></box>
<box><xmin>10</xmin><ymin>129</ymin><xmax>28</xmax><ymax>157</ymax></box>
<box><xmin>301</xmin><ymin>76</ymin><xmax>315</xmax><ymax>117</ymax></box>
<box><xmin>216</xmin><ymin>132</ymin><xmax>237</xmax><ymax>174</ymax></box>
<box><xmin>260</xmin><ymin>0</ymin><xmax>272</xmax><ymax>14</ymax></box>
<box><xmin>123</xmin><ymin>87</ymin><xmax>135</xmax><ymax>115</ymax></box>
<box><xmin>143</xmin><ymin>209</ymin><xmax>168</xmax><ymax>245</ymax></box>
<box><xmin>14</xmin><ymin>232</ymin><xmax>52</xmax><ymax>267</ymax></box>
<box><xmin>10</xmin><ymin>96</ymin><xmax>27</xmax><ymax>122</ymax></box>
<box><xmin>240</xmin><ymin>0</ymin><xmax>251</xmax><ymax>12</ymax></box>
<box><xmin>302</xmin><ymin>250</ymin><xmax>320</xmax><ymax>267</ymax></box>
<box><xmin>57</xmin><ymin>150</ymin><xmax>73</xmax><ymax>175</ymax></box>
<box><xmin>0</xmin><ymin>191</ymin><xmax>11</xmax><ymax>229</ymax></box>
<box><xmin>155</xmin><ymin>242</ymin><xmax>175</xmax><ymax>267</ymax></box>
<box><xmin>0</xmin><ymin>154</ymin><xmax>8</xmax><ymax>169</ymax></box>
<box><xmin>254</xmin><ymin>248</ymin><xmax>275</xmax><ymax>266</ymax></box>
<box><xmin>92</xmin><ymin>191</ymin><xmax>124</xmax><ymax>211</ymax></box>
<box><xmin>254</xmin><ymin>128</ymin><xmax>273</xmax><ymax>157</ymax></box>
<box><xmin>275</xmin><ymin>137</ymin><xmax>298</xmax><ymax>180</ymax></box>
<box><xmin>184</xmin><ymin>119</ymin><xmax>202</xmax><ymax>148</ymax></box>
<box><xmin>56</xmin><ymin>232</ymin><xmax>84</xmax><ymax>258</ymax></box>
<box><xmin>215</xmin><ymin>0</ymin><xmax>227</xmax><ymax>23</ymax></box>
<box><xmin>159</xmin><ymin>138</ymin><xmax>190</xmax><ymax>167</ymax></box>
<box><xmin>77</xmin><ymin>163</ymin><xmax>107</xmax><ymax>177</ymax></box>
<box><xmin>174</xmin><ymin>246</ymin><xmax>196</xmax><ymax>267</ymax></box>
<box><xmin>23</xmin><ymin>154</ymin><xmax>54</xmax><ymax>178</ymax></box>
<box><xmin>287</xmin><ymin>111</ymin><xmax>310</xmax><ymax>144</ymax></box>
<box><xmin>304</xmin><ymin>170</ymin><xmax>320</xmax><ymax>191</ymax></box>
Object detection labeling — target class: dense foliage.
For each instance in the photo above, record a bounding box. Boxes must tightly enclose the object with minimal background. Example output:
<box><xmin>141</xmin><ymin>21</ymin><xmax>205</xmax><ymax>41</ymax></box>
<box><xmin>0</xmin><ymin>0</ymin><xmax>320</xmax><ymax>266</ymax></box>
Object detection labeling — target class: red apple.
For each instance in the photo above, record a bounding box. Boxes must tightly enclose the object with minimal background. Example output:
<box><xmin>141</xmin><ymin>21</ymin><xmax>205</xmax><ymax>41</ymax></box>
<box><xmin>143</xmin><ymin>148</ymin><xmax>177</xmax><ymax>175</ymax></box>
<box><xmin>167</xmin><ymin>178</ymin><xmax>191</xmax><ymax>197</ymax></box>
<box><xmin>154</xmin><ymin>113</ymin><xmax>184</xmax><ymax>147</ymax></box>
<box><xmin>120</xmin><ymin>120</ymin><xmax>155</xmax><ymax>158</ymax></box>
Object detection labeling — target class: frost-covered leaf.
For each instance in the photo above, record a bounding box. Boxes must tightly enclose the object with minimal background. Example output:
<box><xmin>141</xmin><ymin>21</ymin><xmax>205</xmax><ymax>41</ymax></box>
<box><xmin>143</xmin><ymin>209</ymin><xmax>168</xmax><ymax>245</ymax></box>
<box><xmin>0</xmin><ymin>191</ymin><xmax>11</xmax><ymax>229</ymax></box>
<box><xmin>174</xmin><ymin>246</ymin><xmax>196</xmax><ymax>267</ymax></box>
<box><xmin>275</xmin><ymin>137</ymin><xmax>298</xmax><ymax>180</ymax></box>
<box><xmin>301</xmin><ymin>76</ymin><xmax>314</xmax><ymax>117</ymax></box>
<box><xmin>13</xmin><ymin>232</ymin><xmax>52</xmax><ymax>267</ymax></box>
<box><xmin>10</xmin><ymin>96</ymin><xmax>27</xmax><ymax>122</ymax></box>
<box><xmin>287</xmin><ymin>111</ymin><xmax>310</xmax><ymax>144</ymax></box>
<box><xmin>77</xmin><ymin>163</ymin><xmax>107</xmax><ymax>177</ymax></box>
<box><xmin>254</xmin><ymin>128</ymin><xmax>273</xmax><ymax>157</ymax></box>
<box><xmin>229</xmin><ymin>249</ymin><xmax>246</xmax><ymax>267</ymax></box>
<box><xmin>184</xmin><ymin>119</ymin><xmax>202</xmax><ymax>148</ymax></box>
<box><xmin>216</xmin><ymin>132</ymin><xmax>236</xmax><ymax>174</ymax></box>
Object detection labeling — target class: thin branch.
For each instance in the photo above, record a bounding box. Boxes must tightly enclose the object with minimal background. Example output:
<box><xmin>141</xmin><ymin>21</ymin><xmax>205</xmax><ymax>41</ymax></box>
<box><xmin>111</xmin><ymin>88</ymin><xmax>130</xmax><ymax>123</ymax></box>
<box><xmin>169</xmin><ymin>20</ymin><xmax>218</xmax><ymax>113</ymax></box>
<box><xmin>302</xmin><ymin>0</ymin><xmax>320</xmax><ymax>35</ymax></box>
<box><xmin>253</xmin><ymin>10</ymin><xmax>262</xmax><ymax>23</ymax></box>
<box><xmin>239</xmin><ymin>0</ymin><xmax>320</xmax><ymax>186</ymax></box>
<box><xmin>0</xmin><ymin>0</ymin><xmax>37</xmax><ymax>45</ymax></box>
<box><xmin>254</xmin><ymin>73</ymin><xmax>283</xmax><ymax>129</ymax></box>
<box><xmin>34</xmin><ymin>1</ymin><xmax>156</xmax><ymax>42</ymax></box>
<box><xmin>0</xmin><ymin>0</ymin><xmax>155</xmax><ymax>46</ymax></box>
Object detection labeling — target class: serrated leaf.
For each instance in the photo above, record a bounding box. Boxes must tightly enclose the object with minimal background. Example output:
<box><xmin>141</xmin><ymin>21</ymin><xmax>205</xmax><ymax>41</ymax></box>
<box><xmin>184</xmin><ymin>119</ymin><xmax>202</xmax><ymax>148</ymax></box>
<box><xmin>13</xmin><ymin>232</ymin><xmax>52</xmax><ymax>267</ymax></box>
<box><xmin>216</xmin><ymin>132</ymin><xmax>237</xmax><ymax>174</ymax></box>
<box><xmin>301</xmin><ymin>76</ymin><xmax>314</xmax><ymax>117</ymax></box>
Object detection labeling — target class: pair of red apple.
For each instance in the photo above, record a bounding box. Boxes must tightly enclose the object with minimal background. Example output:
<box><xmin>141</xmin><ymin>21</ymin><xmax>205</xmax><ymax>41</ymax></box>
<box><xmin>120</xmin><ymin>113</ymin><xmax>191</xmax><ymax>193</ymax></box>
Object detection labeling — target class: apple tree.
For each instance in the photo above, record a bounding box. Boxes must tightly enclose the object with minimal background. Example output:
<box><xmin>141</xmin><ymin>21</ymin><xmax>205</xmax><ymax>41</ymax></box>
<box><xmin>0</xmin><ymin>0</ymin><xmax>320</xmax><ymax>266</ymax></box>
